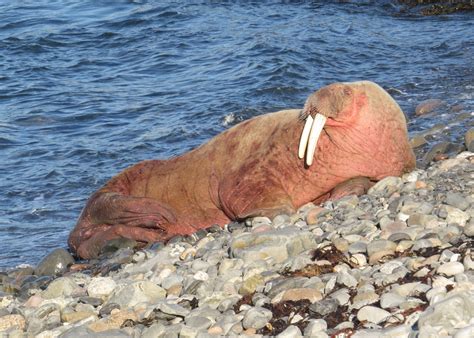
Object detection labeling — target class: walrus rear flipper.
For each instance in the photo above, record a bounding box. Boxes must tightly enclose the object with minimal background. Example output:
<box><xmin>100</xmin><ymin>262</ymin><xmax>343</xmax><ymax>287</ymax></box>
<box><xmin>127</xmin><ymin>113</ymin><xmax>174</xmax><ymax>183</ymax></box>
<box><xmin>68</xmin><ymin>192</ymin><xmax>178</xmax><ymax>259</ymax></box>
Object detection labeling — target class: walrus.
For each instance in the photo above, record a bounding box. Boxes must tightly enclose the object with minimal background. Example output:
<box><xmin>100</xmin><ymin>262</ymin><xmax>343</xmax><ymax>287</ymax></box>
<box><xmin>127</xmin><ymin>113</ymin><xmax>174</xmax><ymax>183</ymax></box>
<box><xmin>68</xmin><ymin>81</ymin><xmax>416</xmax><ymax>259</ymax></box>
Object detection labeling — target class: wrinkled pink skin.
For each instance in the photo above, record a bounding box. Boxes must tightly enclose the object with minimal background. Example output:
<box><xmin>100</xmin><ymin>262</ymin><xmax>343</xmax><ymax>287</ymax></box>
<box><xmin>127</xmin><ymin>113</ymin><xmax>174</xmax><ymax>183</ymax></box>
<box><xmin>68</xmin><ymin>81</ymin><xmax>416</xmax><ymax>259</ymax></box>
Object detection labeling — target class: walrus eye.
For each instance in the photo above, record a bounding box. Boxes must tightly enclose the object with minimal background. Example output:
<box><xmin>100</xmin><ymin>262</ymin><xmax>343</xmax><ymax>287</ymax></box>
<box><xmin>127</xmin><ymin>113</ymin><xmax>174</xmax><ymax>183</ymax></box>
<box><xmin>298</xmin><ymin>113</ymin><xmax>327</xmax><ymax>166</ymax></box>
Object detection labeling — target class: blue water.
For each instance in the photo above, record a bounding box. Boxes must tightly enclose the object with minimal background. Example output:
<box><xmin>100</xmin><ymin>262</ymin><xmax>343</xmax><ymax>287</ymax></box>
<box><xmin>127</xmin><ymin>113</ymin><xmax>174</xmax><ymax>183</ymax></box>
<box><xmin>1</xmin><ymin>1</ymin><xmax>473</xmax><ymax>268</ymax></box>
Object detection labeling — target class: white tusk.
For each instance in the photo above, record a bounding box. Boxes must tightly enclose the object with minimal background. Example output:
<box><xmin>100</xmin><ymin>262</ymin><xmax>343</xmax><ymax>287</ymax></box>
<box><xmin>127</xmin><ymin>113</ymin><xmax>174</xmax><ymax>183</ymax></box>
<box><xmin>298</xmin><ymin>115</ymin><xmax>313</xmax><ymax>159</ymax></box>
<box><xmin>305</xmin><ymin>113</ymin><xmax>327</xmax><ymax>166</ymax></box>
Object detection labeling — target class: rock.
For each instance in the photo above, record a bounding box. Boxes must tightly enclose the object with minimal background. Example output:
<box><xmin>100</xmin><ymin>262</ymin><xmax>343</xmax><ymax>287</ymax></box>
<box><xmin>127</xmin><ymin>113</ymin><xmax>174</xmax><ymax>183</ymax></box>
<box><xmin>106</xmin><ymin>281</ymin><xmax>166</xmax><ymax>308</ymax></box>
<box><xmin>366</xmin><ymin>239</ymin><xmax>397</xmax><ymax>264</ymax></box>
<box><xmin>410</xmin><ymin>135</ymin><xmax>428</xmax><ymax>148</ymax></box>
<box><xmin>272</xmin><ymin>288</ymin><xmax>323</xmax><ymax>304</ymax></box>
<box><xmin>415</xmin><ymin>99</ymin><xmax>445</xmax><ymax>116</ymax></box>
<box><xmin>357</xmin><ymin>306</ymin><xmax>391</xmax><ymax>324</ymax></box>
<box><xmin>0</xmin><ymin>314</ymin><xmax>26</xmax><ymax>332</ymax></box>
<box><xmin>34</xmin><ymin>248</ymin><xmax>74</xmax><ymax>276</ymax></box>
<box><xmin>443</xmin><ymin>205</ymin><xmax>470</xmax><ymax>226</ymax></box>
<box><xmin>242</xmin><ymin>307</ymin><xmax>272</xmax><ymax>330</ymax></box>
<box><xmin>87</xmin><ymin>277</ymin><xmax>117</xmax><ymax>299</ymax></box>
<box><xmin>185</xmin><ymin>316</ymin><xmax>213</xmax><ymax>330</ymax></box>
<box><xmin>230</xmin><ymin>227</ymin><xmax>317</xmax><ymax>264</ymax></box>
<box><xmin>41</xmin><ymin>277</ymin><xmax>80</xmax><ymax>299</ymax></box>
<box><xmin>61</xmin><ymin>310</ymin><xmax>97</xmax><ymax>323</ymax></box>
<box><xmin>368</xmin><ymin>177</ymin><xmax>403</xmax><ymax>197</ymax></box>
<box><xmin>309</xmin><ymin>298</ymin><xmax>338</xmax><ymax>316</ymax></box>
<box><xmin>465</xmin><ymin>128</ymin><xmax>474</xmax><ymax>152</ymax></box>
<box><xmin>88</xmin><ymin>309</ymin><xmax>137</xmax><ymax>332</ymax></box>
<box><xmin>437</xmin><ymin>262</ymin><xmax>465</xmax><ymax>276</ymax></box>
<box><xmin>276</xmin><ymin>325</ymin><xmax>302</xmax><ymax>337</ymax></box>
<box><xmin>445</xmin><ymin>192</ymin><xmax>470</xmax><ymax>211</ymax></box>
<box><xmin>380</xmin><ymin>292</ymin><xmax>406</xmax><ymax>309</ymax></box>
<box><xmin>304</xmin><ymin>319</ymin><xmax>328</xmax><ymax>336</ymax></box>
<box><xmin>351</xmin><ymin>291</ymin><xmax>380</xmax><ymax>310</ymax></box>
<box><xmin>141</xmin><ymin>323</ymin><xmax>167</xmax><ymax>338</ymax></box>
<box><xmin>418</xmin><ymin>290</ymin><xmax>474</xmax><ymax>336</ymax></box>
<box><xmin>464</xmin><ymin>222</ymin><xmax>474</xmax><ymax>237</ymax></box>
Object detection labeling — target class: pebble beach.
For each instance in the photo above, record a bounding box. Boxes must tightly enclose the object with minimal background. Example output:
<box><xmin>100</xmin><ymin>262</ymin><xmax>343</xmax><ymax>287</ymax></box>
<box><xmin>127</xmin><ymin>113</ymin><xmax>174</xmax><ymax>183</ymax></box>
<box><xmin>1</xmin><ymin>148</ymin><xmax>473</xmax><ymax>337</ymax></box>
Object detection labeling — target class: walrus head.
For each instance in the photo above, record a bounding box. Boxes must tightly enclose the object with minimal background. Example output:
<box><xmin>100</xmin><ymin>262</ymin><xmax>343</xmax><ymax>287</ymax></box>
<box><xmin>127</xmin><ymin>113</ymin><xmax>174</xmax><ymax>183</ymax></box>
<box><xmin>298</xmin><ymin>82</ymin><xmax>362</xmax><ymax>166</ymax></box>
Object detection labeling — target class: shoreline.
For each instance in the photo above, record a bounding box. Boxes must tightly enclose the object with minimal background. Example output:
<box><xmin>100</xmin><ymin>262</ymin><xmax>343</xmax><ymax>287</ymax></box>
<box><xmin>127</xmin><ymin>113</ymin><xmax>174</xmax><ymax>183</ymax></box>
<box><xmin>1</xmin><ymin>152</ymin><xmax>473</xmax><ymax>337</ymax></box>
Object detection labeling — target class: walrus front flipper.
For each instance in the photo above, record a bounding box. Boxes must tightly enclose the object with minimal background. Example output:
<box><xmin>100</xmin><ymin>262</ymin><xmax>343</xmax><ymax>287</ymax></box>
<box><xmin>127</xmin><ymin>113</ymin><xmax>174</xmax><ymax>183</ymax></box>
<box><xmin>68</xmin><ymin>192</ymin><xmax>180</xmax><ymax>259</ymax></box>
<box><xmin>313</xmin><ymin>177</ymin><xmax>373</xmax><ymax>204</ymax></box>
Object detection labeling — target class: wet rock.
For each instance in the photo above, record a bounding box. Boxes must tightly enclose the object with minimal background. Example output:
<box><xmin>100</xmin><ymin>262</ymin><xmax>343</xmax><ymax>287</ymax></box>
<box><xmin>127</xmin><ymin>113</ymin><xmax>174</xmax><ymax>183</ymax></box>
<box><xmin>101</xmin><ymin>238</ymin><xmax>139</xmax><ymax>256</ymax></box>
<box><xmin>415</xmin><ymin>99</ymin><xmax>445</xmax><ymax>116</ymax></box>
<box><xmin>465</xmin><ymin>128</ymin><xmax>474</xmax><ymax>152</ymax></box>
<box><xmin>35</xmin><ymin>248</ymin><xmax>74</xmax><ymax>277</ymax></box>
<box><xmin>410</xmin><ymin>134</ymin><xmax>428</xmax><ymax>148</ymax></box>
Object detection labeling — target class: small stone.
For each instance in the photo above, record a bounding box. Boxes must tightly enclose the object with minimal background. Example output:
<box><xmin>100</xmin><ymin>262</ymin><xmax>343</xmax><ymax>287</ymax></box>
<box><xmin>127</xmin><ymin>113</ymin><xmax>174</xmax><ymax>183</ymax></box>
<box><xmin>304</xmin><ymin>319</ymin><xmax>327</xmax><ymax>336</ymax></box>
<box><xmin>41</xmin><ymin>277</ymin><xmax>80</xmax><ymax>299</ymax></box>
<box><xmin>99</xmin><ymin>303</ymin><xmax>120</xmax><ymax>317</ymax></box>
<box><xmin>88</xmin><ymin>309</ymin><xmax>137</xmax><ymax>333</ymax></box>
<box><xmin>34</xmin><ymin>248</ymin><xmax>74</xmax><ymax>276</ymax></box>
<box><xmin>309</xmin><ymin>298</ymin><xmax>338</xmax><ymax>316</ymax></box>
<box><xmin>351</xmin><ymin>291</ymin><xmax>379</xmax><ymax>310</ymax></box>
<box><xmin>141</xmin><ymin>323</ymin><xmax>167</xmax><ymax>338</ymax></box>
<box><xmin>380</xmin><ymin>292</ymin><xmax>406</xmax><ymax>309</ymax></box>
<box><xmin>272</xmin><ymin>288</ymin><xmax>323</xmax><ymax>304</ymax></box>
<box><xmin>242</xmin><ymin>307</ymin><xmax>272</xmax><ymax>330</ymax></box>
<box><xmin>87</xmin><ymin>277</ymin><xmax>116</xmax><ymax>299</ymax></box>
<box><xmin>464</xmin><ymin>222</ymin><xmax>474</xmax><ymax>237</ymax></box>
<box><xmin>357</xmin><ymin>306</ymin><xmax>391</xmax><ymax>324</ymax></box>
<box><xmin>444</xmin><ymin>205</ymin><xmax>470</xmax><ymax>226</ymax></box>
<box><xmin>418</xmin><ymin>290</ymin><xmax>474</xmax><ymax>336</ymax></box>
<box><xmin>0</xmin><ymin>314</ymin><xmax>26</xmax><ymax>332</ymax></box>
<box><xmin>61</xmin><ymin>311</ymin><xmax>97</xmax><ymax>323</ymax></box>
<box><xmin>366</xmin><ymin>240</ymin><xmax>396</xmax><ymax>264</ymax></box>
<box><xmin>445</xmin><ymin>192</ymin><xmax>470</xmax><ymax>211</ymax></box>
<box><xmin>415</xmin><ymin>99</ymin><xmax>445</xmax><ymax>116</ymax></box>
<box><xmin>276</xmin><ymin>325</ymin><xmax>302</xmax><ymax>337</ymax></box>
<box><xmin>185</xmin><ymin>316</ymin><xmax>212</xmax><ymax>330</ymax></box>
<box><xmin>437</xmin><ymin>261</ymin><xmax>464</xmax><ymax>276</ymax></box>
<box><xmin>368</xmin><ymin>177</ymin><xmax>403</xmax><ymax>197</ymax></box>
<box><xmin>410</xmin><ymin>135</ymin><xmax>428</xmax><ymax>148</ymax></box>
<box><xmin>239</xmin><ymin>274</ymin><xmax>264</xmax><ymax>295</ymax></box>
<box><xmin>107</xmin><ymin>281</ymin><xmax>166</xmax><ymax>308</ymax></box>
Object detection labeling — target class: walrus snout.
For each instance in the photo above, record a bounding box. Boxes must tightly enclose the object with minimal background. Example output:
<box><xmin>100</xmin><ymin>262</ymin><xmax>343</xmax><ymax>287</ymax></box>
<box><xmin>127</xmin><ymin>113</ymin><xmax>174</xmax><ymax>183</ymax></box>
<box><xmin>298</xmin><ymin>83</ymin><xmax>355</xmax><ymax>166</ymax></box>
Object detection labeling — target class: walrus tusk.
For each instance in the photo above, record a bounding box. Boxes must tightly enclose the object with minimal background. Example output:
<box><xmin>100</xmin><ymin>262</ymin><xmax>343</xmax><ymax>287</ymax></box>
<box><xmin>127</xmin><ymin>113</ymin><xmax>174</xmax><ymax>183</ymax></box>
<box><xmin>298</xmin><ymin>114</ymin><xmax>313</xmax><ymax>159</ymax></box>
<box><xmin>305</xmin><ymin>113</ymin><xmax>327</xmax><ymax>166</ymax></box>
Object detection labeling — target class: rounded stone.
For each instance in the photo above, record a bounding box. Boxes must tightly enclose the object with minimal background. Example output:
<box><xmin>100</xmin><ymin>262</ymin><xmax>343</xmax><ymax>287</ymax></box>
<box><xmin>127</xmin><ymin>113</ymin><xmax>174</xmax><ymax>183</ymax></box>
<box><xmin>276</xmin><ymin>325</ymin><xmax>302</xmax><ymax>337</ymax></box>
<box><xmin>437</xmin><ymin>262</ymin><xmax>465</xmax><ymax>277</ymax></box>
<box><xmin>87</xmin><ymin>277</ymin><xmax>117</xmax><ymax>299</ymax></box>
<box><xmin>242</xmin><ymin>307</ymin><xmax>272</xmax><ymax>330</ymax></box>
<box><xmin>309</xmin><ymin>298</ymin><xmax>338</xmax><ymax>316</ymax></box>
<box><xmin>357</xmin><ymin>306</ymin><xmax>391</xmax><ymax>324</ymax></box>
<box><xmin>34</xmin><ymin>248</ymin><xmax>74</xmax><ymax>277</ymax></box>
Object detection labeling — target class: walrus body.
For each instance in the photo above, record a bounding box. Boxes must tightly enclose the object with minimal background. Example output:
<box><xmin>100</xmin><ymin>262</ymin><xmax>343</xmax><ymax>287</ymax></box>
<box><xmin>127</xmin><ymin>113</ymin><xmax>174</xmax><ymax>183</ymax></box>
<box><xmin>69</xmin><ymin>81</ymin><xmax>416</xmax><ymax>259</ymax></box>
